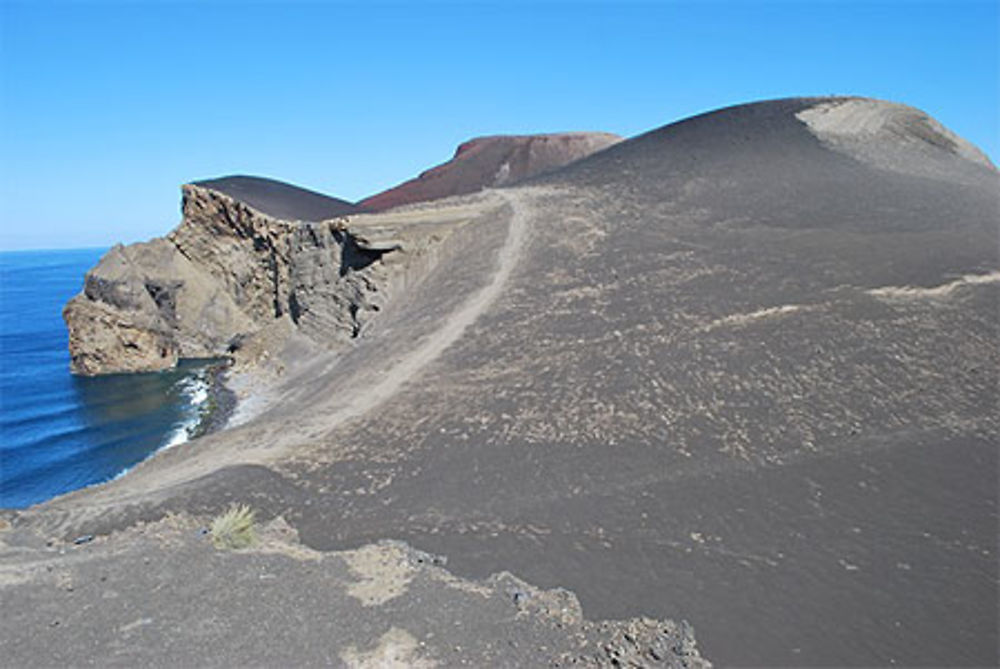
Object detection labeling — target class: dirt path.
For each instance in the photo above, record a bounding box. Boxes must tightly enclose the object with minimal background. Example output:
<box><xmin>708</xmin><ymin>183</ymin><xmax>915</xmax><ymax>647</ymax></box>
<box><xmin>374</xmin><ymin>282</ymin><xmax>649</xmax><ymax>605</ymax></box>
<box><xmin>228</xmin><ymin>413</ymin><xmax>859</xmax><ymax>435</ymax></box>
<box><xmin>280</xmin><ymin>188</ymin><xmax>531</xmax><ymax>440</ymax></box>
<box><xmin>32</xmin><ymin>189</ymin><xmax>535</xmax><ymax>521</ymax></box>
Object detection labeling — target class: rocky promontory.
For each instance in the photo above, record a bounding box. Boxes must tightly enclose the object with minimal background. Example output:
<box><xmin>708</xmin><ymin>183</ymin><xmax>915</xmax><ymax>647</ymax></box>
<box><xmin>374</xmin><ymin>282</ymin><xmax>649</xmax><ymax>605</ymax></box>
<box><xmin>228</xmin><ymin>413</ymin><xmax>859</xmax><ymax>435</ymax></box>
<box><xmin>63</xmin><ymin>133</ymin><xmax>621</xmax><ymax>377</ymax></box>
<box><xmin>64</xmin><ymin>183</ymin><xmax>404</xmax><ymax>376</ymax></box>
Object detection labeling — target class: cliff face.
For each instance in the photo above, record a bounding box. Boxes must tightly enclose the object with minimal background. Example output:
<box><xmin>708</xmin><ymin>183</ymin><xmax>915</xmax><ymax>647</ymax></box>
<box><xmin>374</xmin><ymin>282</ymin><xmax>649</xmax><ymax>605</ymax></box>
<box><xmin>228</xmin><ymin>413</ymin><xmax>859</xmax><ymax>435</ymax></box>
<box><xmin>63</xmin><ymin>131</ymin><xmax>623</xmax><ymax>375</ymax></box>
<box><xmin>64</xmin><ymin>184</ymin><xmax>392</xmax><ymax>375</ymax></box>
<box><xmin>358</xmin><ymin>132</ymin><xmax>621</xmax><ymax>211</ymax></box>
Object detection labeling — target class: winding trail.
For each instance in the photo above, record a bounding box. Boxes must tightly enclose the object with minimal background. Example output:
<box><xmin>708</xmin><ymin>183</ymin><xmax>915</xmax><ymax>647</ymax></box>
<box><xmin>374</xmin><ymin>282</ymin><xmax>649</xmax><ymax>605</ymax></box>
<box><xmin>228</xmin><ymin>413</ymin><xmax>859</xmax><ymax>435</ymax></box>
<box><xmin>31</xmin><ymin>189</ymin><xmax>534</xmax><ymax>526</ymax></box>
<box><xmin>287</xmin><ymin>188</ymin><xmax>530</xmax><ymax>438</ymax></box>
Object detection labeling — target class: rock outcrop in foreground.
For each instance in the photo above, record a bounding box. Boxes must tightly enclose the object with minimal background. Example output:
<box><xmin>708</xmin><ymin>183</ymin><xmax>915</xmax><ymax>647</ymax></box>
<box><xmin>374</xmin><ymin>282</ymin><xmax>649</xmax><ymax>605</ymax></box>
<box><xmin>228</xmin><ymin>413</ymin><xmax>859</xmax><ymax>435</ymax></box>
<box><xmin>359</xmin><ymin>132</ymin><xmax>622</xmax><ymax>211</ymax></box>
<box><xmin>0</xmin><ymin>515</ymin><xmax>709</xmax><ymax>668</ymax></box>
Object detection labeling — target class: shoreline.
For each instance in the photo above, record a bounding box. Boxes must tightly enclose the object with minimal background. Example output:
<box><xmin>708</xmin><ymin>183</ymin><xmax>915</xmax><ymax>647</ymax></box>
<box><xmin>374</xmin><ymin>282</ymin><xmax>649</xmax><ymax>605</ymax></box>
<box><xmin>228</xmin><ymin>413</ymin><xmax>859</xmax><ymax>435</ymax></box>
<box><xmin>106</xmin><ymin>358</ymin><xmax>239</xmax><ymax>489</ymax></box>
<box><xmin>190</xmin><ymin>359</ymin><xmax>238</xmax><ymax>439</ymax></box>
<box><xmin>24</xmin><ymin>358</ymin><xmax>246</xmax><ymax>512</ymax></box>
<box><xmin>216</xmin><ymin>363</ymin><xmax>275</xmax><ymax>429</ymax></box>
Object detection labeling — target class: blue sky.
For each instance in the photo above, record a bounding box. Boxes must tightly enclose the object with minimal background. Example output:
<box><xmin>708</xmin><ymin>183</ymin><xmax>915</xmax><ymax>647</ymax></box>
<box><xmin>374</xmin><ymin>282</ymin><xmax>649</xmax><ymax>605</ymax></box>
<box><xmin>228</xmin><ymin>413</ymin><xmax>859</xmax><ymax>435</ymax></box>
<box><xmin>1</xmin><ymin>0</ymin><xmax>997</xmax><ymax>250</ymax></box>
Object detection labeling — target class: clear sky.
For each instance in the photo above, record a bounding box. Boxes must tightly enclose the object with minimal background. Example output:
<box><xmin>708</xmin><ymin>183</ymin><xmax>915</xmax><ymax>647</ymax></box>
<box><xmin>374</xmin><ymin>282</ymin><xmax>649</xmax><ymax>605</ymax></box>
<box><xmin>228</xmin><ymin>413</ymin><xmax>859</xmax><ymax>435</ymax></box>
<box><xmin>1</xmin><ymin>0</ymin><xmax>997</xmax><ymax>250</ymax></box>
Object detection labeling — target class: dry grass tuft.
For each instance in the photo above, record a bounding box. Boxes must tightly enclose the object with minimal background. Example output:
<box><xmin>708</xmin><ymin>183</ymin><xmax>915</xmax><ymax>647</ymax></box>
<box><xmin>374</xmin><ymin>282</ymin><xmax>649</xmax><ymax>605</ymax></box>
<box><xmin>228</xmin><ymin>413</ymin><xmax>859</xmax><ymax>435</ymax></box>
<box><xmin>210</xmin><ymin>504</ymin><xmax>257</xmax><ymax>550</ymax></box>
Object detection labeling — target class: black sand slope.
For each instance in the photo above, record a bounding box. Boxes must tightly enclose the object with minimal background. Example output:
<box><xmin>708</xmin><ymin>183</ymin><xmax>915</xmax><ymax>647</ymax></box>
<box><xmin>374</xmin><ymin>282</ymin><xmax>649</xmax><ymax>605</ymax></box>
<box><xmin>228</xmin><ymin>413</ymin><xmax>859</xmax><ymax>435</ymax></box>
<box><xmin>359</xmin><ymin>132</ymin><xmax>621</xmax><ymax>211</ymax></box>
<box><xmin>193</xmin><ymin>175</ymin><xmax>362</xmax><ymax>221</ymax></box>
<box><xmin>270</xmin><ymin>98</ymin><xmax>995</xmax><ymax>666</ymax></box>
<box><xmin>14</xmin><ymin>97</ymin><xmax>1000</xmax><ymax>667</ymax></box>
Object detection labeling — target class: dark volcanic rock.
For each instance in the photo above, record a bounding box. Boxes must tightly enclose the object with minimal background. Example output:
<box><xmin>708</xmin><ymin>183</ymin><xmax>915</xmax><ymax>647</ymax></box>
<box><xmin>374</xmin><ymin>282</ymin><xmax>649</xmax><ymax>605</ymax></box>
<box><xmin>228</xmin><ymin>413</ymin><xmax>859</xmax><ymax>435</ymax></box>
<box><xmin>63</xmin><ymin>183</ymin><xmax>408</xmax><ymax>375</ymax></box>
<box><xmin>0</xmin><ymin>517</ymin><xmax>710</xmax><ymax>668</ymax></box>
<box><xmin>358</xmin><ymin>132</ymin><xmax>621</xmax><ymax>211</ymax></box>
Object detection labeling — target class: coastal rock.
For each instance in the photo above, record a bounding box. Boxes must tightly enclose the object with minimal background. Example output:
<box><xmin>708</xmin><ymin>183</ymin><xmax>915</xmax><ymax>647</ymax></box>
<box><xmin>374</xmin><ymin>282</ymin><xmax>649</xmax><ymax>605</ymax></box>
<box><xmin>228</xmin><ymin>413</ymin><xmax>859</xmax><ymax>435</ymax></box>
<box><xmin>358</xmin><ymin>132</ymin><xmax>622</xmax><ymax>211</ymax></box>
<box><xmin>63</xmin><ymin>239</ymin><xmax>190</xmax><ymax>374</ymax></box>
<box><xmin>63</xmin><ymin>131</ymin><xmax>621</xmax><ymax>375</ymax></box>
<box><xmin>64</xmin><ymin>183</ymin><xmax>393</xmax><ymax>376</ymax></box>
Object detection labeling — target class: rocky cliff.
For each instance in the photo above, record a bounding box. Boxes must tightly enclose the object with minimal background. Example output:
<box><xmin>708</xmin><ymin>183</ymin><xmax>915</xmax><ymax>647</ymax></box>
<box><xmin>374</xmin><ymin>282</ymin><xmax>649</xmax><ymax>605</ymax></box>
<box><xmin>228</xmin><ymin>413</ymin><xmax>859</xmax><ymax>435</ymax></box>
<box><xmin>63</xmin><ymin>132</ymin><xmax>621</xmax><ymax>375</ymax></box>
<box><xmin>359</xmin><ymin>132</ymin><xmax>621</xmax><ymax>211</ymax></box>
<box><xmin>63</xmin><ymin>184</ymin><xmax>397</xmax><ymax>376</ymax></box>
<box><xmin>63</xmin><ymin>131</ymin><xmax>621</xmax><ymax>376</ymax></box>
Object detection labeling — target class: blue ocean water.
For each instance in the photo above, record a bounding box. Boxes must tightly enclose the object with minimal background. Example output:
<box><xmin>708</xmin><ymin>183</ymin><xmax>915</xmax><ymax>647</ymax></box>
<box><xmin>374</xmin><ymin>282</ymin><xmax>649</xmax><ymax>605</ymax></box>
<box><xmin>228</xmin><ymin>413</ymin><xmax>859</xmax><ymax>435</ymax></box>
<box><xmin>0</xmin><ymin>249</ymin><xmax>221</xmax><ymax>509</ymax></box>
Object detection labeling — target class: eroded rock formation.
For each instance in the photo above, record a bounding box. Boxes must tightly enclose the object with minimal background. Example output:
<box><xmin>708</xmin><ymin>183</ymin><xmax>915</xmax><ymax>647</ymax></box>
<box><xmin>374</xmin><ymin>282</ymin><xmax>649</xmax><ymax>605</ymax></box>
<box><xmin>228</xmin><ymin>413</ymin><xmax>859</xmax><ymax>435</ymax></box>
<box><xmin>64</xmin><ymin>184</ymin><xmax>393</xmax><ymax>375</ymax></box>
<box><xmin>63</xmin><ymin>130</ymin><xmax>625</xmax><ymax>376</ymax></box>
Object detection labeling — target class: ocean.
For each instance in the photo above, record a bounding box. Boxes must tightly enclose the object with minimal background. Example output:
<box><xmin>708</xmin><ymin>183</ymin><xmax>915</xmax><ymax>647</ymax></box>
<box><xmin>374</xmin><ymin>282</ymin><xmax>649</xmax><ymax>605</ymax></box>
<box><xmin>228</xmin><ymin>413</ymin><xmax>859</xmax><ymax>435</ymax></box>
<box><xmin>0</xmin><ymin>249</ymin><xmax>228</xmax><ymax>509</ymax></box>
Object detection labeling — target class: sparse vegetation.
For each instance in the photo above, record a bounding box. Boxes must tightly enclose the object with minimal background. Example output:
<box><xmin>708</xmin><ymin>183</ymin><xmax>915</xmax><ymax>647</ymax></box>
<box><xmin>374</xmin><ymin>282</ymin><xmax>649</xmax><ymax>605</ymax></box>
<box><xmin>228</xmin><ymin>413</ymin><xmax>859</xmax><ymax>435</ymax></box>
<box><xmin>210</xmin><ymin>504</ymin><xmax>257</xmax><ymax>550</ymax></box>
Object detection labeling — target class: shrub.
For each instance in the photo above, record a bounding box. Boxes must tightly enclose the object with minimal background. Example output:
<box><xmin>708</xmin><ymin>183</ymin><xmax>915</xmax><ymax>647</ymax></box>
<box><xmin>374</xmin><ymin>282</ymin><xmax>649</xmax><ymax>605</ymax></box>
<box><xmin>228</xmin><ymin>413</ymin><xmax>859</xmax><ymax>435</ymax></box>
<box><xmin>210</xmin><ymin>504</ymin><xmax>257</xmax><ymax>550</ymax></box>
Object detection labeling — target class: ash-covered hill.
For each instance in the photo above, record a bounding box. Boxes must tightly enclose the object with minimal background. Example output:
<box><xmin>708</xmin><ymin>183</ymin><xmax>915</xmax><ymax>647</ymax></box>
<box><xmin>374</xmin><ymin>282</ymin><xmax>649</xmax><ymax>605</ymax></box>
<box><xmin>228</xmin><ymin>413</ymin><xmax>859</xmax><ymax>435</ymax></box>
<box><xmin>359</xmin><ymin>132</ymin><xmax>621</xmax><ymax>211</ymax></box>
<box><xmin>18</xmin><ymin>97</ymin><xmax>1000</xmax><ymax>667</ymax></box>
<box><xmin>537</xmin><ymin>95</ymin><xmax>998</xmax><ymax>312</ymax></box>
<box><xmin>193</xmin><ymin>175</ymin><xmax>362</xmax><ymax>220</ymax></box>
